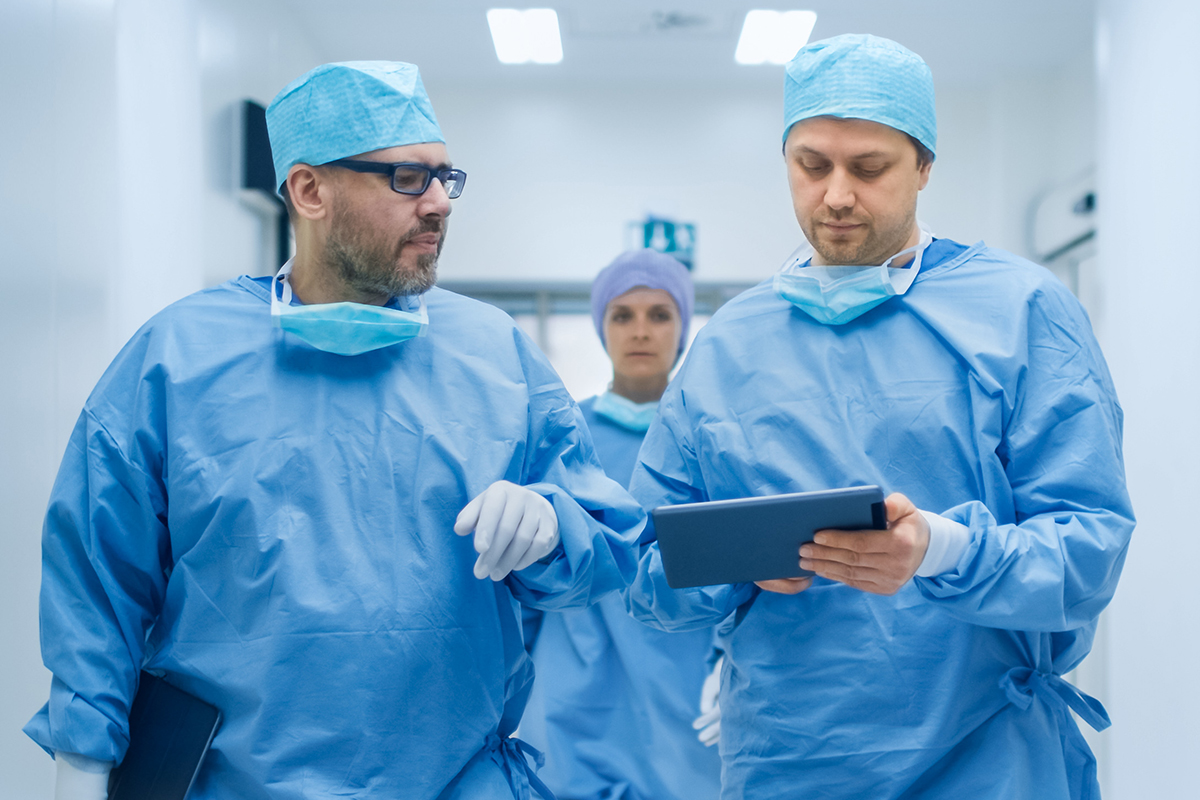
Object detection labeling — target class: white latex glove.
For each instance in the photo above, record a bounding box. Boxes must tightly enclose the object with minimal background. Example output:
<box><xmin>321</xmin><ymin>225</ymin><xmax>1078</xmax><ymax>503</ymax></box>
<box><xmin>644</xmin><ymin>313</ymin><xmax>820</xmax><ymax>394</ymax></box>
<box><xmin>55</xmin><ymin>752</ymin><xmax>112</xmax><ymax>800</ymax></box>
<box><xmin>692</xmin><ymin>655</ymin><xmax>722</xmax><ymax>747</ymax></box>
<box><xmin>454</xmin><ymin>480</ymin><xmax>560</xmax><ymax>581</ymax></box>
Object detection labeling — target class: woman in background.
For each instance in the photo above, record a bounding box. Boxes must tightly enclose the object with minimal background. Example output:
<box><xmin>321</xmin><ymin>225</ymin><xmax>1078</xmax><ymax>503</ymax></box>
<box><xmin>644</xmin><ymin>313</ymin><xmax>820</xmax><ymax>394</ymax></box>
<box><xmin>521</xmin><ymin>249</ymin><xmax>721</xmax><ymax>800</ymax></box>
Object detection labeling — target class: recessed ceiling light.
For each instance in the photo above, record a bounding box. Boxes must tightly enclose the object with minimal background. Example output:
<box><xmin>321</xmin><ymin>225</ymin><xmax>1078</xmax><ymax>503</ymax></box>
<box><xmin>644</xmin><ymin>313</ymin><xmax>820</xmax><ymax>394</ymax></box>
<box><xmin>735</xmin><ymin>10</ymin><xmax>817</xmax><ymax>65</ymax></box>
<box><xmin>487</xmin><ymin>8</ymin><xmax>564</xmax><ymax>64</ymax></box>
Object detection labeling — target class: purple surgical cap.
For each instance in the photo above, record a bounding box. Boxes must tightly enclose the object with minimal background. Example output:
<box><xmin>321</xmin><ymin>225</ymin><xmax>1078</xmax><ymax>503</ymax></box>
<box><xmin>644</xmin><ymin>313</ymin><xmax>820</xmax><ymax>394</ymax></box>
<box><xmin>591</xmin><ymin>249</ymin><xmax>695</xmax><ymax>355</ymax></box>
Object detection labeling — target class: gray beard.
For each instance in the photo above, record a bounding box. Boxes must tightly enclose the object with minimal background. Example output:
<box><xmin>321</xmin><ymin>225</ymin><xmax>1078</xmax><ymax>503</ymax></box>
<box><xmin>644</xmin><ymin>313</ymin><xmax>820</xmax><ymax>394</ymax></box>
<box><xmin>326</xmin><ymin>215</ymin><xmax>444</xmax><ymax>298</ymax></box>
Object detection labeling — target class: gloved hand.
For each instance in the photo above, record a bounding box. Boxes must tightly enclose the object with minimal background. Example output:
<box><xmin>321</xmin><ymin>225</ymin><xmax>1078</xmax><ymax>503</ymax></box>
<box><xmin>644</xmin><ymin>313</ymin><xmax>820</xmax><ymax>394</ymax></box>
<box><xmin>692</xmin><ymin>655</ymin><xmax>722</xmax><ymax>747</ymax></box>
<box><xmin>454</xmin><ymin>481</ymin><xmax>560</xmax><ymax>581</ymax></box>
<box><xmin>55</xmin><ymin>752</ymin><xmax>112</xmax><ymax>800</ymax></box>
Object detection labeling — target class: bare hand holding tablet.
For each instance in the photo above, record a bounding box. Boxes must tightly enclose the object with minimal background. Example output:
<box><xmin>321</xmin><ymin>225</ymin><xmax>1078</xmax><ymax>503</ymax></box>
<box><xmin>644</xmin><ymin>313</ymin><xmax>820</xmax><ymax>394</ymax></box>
<box><xmin>792</xmin><ymin>492</ymin><xmax>932</xmax><ymax>596</ymax></box>
<box><xmin>652</xmin><ymin>486</ymin><xmax>887</xmax><ymax>589</ymax></box>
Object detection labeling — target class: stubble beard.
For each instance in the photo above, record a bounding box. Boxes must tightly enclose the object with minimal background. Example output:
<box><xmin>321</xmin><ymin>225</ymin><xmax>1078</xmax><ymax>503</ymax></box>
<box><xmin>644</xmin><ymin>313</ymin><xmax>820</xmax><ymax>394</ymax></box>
<box><xmin>326</xmin><ymin>210</ymin><xmax>445</xmax><ymax>298</ymax></box>
<box><xmin>805</xmin><ymin>210</ymin><xmax>916</xmax><ymax>266</ymax></box>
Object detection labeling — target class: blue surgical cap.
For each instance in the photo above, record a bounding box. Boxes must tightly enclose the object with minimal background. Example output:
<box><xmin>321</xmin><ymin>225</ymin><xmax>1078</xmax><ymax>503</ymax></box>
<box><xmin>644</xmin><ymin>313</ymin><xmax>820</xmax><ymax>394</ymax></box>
<box><xmin>782</xmin><ymin>34</ymin><xmax>936</xmax><ymax>158</ymax></box>
<box><xmin>591</xmin><ymin>250</ymin><xmax>695</xmax><ymax>356</ymax></box>
<box><xmin>267</xmin><ymin>61</ymin><xmax>444</xmax><ymax>191</ymax></box>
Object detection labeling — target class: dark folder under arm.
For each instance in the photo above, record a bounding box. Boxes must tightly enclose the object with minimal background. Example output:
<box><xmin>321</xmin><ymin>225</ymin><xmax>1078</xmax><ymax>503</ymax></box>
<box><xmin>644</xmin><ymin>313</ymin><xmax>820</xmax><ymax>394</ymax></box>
<box><xmin>107</xmin><ymin>672</ymin><xmax>221</xmax><ymax>800</ymax></box>
<box><xmin>652</xmin><ymin>485</ymin><xmax>887</xmax><ymax>589</ymax></box>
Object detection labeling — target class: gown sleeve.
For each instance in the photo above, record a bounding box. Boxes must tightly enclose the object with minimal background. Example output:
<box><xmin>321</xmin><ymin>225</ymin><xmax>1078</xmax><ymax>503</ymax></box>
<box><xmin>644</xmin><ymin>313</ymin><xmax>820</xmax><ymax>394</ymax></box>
<box><xmin>914</xmin><ymin>284</ymin><xmax>1136</xmax><ymax>631</ymax></box>
<box><xmin>620</xmin><ymin>386</ymin><xmax>756</xmax><ymax>632</ymax></box>
<box><xmin>24</xmin><ymin>368</ymin><xmax>172</xmax><ymax>764</ymax></box>
<box><xmin>503</xmin><ymin>331</ymin><xmax>646</xmax><ymax>611</ymax></box>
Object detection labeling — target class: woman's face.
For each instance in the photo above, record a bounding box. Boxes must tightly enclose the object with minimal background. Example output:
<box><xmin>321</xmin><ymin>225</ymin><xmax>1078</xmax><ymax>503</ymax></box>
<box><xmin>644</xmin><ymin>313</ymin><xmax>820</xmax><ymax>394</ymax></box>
<box><xmin>603</xmin><ymin>287</ymin><xmax>681</xmax><ymax>382</ymax></box>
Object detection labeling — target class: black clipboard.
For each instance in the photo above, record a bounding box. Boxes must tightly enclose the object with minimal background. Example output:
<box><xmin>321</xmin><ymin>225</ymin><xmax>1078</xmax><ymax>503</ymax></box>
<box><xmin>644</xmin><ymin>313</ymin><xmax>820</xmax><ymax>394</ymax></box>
<box><xmin>652</xmin><ymin>485</ymin><xmax>887</xmax><ymax>588</ymax></box>
<box><xmin>107</xmin><ymin>672</ymin><xmax>221</xmax><ymax>800</ymax></box>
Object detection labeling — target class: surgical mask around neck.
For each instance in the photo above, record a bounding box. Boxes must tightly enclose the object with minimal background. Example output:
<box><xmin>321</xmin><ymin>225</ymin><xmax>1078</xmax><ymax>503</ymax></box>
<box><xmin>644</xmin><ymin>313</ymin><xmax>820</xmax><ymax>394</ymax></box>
<box><xmin>270</xmin><ymin>259</ymin><xmax>429</xmax><ymax>356</ymax></box>
<box><xmin>592</xmin><ymin>390</ymin><xmax>659</xmax><ymax>433</ymax></box>
<box><xmin>773</xmin><ymin>225</ymin><xmax>933</xmax><ymax>325</ymax></box>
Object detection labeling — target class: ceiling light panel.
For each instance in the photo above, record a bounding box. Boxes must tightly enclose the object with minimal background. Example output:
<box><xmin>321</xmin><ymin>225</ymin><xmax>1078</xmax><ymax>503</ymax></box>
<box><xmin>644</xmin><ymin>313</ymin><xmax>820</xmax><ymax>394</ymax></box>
<box><xmin>487</xmin><ymin>8</ymin><xmax>564</xmax><ymax>64</ymax></box>
<box><xmin>735</xmin><ymin>10</ymin><xmax>817</xmax><ymax>65</ymax></box>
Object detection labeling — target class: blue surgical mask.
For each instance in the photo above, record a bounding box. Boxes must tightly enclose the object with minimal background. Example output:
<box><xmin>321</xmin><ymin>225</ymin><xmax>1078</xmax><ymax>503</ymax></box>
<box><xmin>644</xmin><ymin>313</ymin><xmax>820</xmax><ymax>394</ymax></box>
<box><xmin>270</xmin><ymin>259</ymin><xmax>428</xmax><ymax>356</ymax></box>
<box><xmin>592</xmin><ymin>391</ymin><xmax>659</xmax><ymax>433</ymax></box>
<box><xmin>774</xmin><ymin>225</ymin><xmax>933</xmax><ymax>325</ymax></box>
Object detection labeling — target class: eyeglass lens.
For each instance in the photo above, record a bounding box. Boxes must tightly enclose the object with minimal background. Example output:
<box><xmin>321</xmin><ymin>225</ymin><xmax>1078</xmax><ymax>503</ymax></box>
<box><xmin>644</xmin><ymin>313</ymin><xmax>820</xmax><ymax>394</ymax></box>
<box><xmin>391</xmin><ymin>166</ymin><xmax>432</xmax><ymax>195</ymax></box>
<box><xmin>390</xmin><ymin>166</ymin><xmax>466</xmax><ymax>199</ymax></box>
<box><xmin>440</xmin><ymin>171</ymin><xmax>465</xmax><ymax>199</ymax></box>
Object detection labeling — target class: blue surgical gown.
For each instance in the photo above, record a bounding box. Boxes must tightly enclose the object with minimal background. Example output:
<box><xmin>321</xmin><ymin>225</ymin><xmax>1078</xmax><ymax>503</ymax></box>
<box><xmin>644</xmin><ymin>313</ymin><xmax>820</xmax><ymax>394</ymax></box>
<box><xmin>520</xmin><ymin>398</ymin><xmax>721</xmax><ymax>800</ymax></box>
<box><xmin>24</xmin><ymin>275</ymin><xmax>645</xmax><ymax>800</ymax></box>
<box><xmin>624</xmin><ymin>239</ymin><xmax>1135</xmax><ymax>800</ymax></box>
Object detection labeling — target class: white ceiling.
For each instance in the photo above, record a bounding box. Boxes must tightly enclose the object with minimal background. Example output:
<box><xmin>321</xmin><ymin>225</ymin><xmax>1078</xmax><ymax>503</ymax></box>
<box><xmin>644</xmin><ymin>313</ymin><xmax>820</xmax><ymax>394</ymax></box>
<box><xmin>284</xmin><ymin>0</ymin><xmax>1096</xmax><ymax>90</ymax></box>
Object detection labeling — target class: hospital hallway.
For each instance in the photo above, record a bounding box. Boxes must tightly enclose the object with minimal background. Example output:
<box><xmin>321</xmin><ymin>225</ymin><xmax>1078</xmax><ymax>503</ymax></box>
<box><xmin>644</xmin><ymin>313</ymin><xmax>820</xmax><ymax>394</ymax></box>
<box><xmin>1</xmin><ymin>0</ymin><xmax>1197</xmax><ymax>797</ymax></box>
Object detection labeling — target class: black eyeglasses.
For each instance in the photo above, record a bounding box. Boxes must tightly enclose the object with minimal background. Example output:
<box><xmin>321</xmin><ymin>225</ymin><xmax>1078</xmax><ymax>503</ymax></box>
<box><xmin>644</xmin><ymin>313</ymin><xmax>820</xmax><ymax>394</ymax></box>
<box><xmin>325</xmin><ymin>159</ymin><xmax>467</xmax><ymax>198</ymax></box>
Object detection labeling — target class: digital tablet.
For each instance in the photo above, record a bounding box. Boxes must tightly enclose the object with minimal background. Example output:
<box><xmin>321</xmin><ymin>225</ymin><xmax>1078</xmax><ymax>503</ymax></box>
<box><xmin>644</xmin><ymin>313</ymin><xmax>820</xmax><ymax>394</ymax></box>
<box><xmin>107</xmin><ymin>672</ymin><xmax>221</xmax><ymax>800</ymax></box>
<box><xmin>652</xmin><ymin>485</ymin><xmax>886</xmax><ymax>589</ymax></box>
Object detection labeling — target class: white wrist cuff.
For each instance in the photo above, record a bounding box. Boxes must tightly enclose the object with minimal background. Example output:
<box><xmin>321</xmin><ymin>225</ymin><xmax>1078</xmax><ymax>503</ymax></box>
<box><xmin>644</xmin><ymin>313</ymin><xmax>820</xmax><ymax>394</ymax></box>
<box><xmin>57</xmin><ymin>751</ymin><xmax>113</xmax><ymax>774</ymax></box>
<box><xmin>916</xmin><ymin>510</ymin><xmax>970</xmax><ymax>577</ymax></box>
<box><xmin>55</xmin><ymin>752</ymin><xmax>113</xmax><ymax>800</ymax></box>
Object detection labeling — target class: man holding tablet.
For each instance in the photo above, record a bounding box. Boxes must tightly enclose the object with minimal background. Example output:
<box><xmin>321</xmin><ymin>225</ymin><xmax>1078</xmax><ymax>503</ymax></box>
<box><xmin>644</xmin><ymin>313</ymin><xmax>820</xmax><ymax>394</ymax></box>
<box><xmin>624</xmin><ymin>34</ymin><xmax>1133</xmax><ymax>799</ymax></box>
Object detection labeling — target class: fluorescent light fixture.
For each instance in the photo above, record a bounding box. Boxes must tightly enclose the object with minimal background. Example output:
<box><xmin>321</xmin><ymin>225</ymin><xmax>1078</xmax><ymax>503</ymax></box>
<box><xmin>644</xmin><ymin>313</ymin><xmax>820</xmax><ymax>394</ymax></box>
<box><xmin>487</xmin><ymin>8</ymin><xmax>563</xmax><ymax>64</ymax></box>
<box><xmin>735</xmin><ymin>10</ymin><xmax>817</xmax><ymax>65</ymax></box>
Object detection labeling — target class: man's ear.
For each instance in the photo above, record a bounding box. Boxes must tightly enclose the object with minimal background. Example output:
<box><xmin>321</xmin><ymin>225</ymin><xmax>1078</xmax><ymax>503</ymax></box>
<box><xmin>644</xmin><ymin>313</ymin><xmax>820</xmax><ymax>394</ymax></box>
<box><xmin>286</xmin><ymin>164</ymin><xmax>330</xmax><ymax>221</ymax></box>
<box><xmin>917</xmin><ymin>158</ymin><xmax>932</xmax><ymax>191</ymax></box>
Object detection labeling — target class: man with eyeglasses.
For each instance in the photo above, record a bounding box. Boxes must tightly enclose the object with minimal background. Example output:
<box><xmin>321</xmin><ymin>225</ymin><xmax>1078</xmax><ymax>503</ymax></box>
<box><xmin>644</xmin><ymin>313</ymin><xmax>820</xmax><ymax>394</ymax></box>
<box><xmin>27</xmin><ymin>61</ymin><xmax>643</xmax><ymax>799</ymax></box>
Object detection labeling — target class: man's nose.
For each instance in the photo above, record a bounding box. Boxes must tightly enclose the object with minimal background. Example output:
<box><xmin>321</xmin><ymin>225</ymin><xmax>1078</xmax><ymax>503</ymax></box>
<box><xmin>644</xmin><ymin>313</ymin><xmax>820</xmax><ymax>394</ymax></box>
<box><xmin>418</xmin><ymin>176</ymin><xmax>453</xmax><ymax>217</ymax></box>
<box><xmin>823</xmin><ymin>169</ymin><xmax>856</xmax><ymax>211</ymax></box>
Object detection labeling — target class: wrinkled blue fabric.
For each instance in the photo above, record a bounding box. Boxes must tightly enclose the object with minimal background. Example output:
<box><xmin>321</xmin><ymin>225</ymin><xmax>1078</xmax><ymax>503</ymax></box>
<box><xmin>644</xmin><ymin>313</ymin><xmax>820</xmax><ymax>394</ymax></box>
<box><xmin>521</xmin><ymin>396</ymin><xmax>721</xmax><ymax>800</ymax></box>
<box><xmin>624</xmin><ymin>238</ymin><xmax>1134</xmax><ymax>799</ymax></box>
<box><xmin>24</xmin><ymin>275</ymin><xmax>645</xmax><ymax>799</ymax></box>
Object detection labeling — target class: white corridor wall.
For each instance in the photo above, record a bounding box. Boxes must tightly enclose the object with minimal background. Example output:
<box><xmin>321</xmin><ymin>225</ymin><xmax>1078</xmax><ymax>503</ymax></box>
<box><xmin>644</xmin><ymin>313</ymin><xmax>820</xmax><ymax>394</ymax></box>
<box><xmin>1096</xmin><ymin>1</ymin><xmax>1200</xmax><ymax>797</ymax></box>
<box><xmin>0</xmin><ymin>0</ymin><xmax>308</xmax><ymax>795</ymax></box>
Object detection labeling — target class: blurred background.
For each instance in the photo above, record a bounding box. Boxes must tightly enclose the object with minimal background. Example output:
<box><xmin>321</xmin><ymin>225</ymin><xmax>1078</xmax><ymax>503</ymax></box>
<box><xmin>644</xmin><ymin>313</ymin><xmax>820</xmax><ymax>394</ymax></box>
<box><xmin>1</xmin><ymin>0</ymin><xmax>1195</xmax><ymax>796</ymax></box>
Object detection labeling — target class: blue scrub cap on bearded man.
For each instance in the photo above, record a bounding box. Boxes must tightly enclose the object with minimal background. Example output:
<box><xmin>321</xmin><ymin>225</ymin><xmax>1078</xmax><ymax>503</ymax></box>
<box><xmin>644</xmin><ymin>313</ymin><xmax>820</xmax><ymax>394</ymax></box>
<box><xmin>591</xmin><ymin>249</ymin><xmax>695</xmax><ymax>357</ymax></box>
<box><xmin>782</xmin><ymin>33</ymin><xmax>936</xmax><ymax>158</ymax></box>
<box><xmin>266</xmin><ymin>61</ymin><xmax>445</xmax><ymax>192</ymax></box>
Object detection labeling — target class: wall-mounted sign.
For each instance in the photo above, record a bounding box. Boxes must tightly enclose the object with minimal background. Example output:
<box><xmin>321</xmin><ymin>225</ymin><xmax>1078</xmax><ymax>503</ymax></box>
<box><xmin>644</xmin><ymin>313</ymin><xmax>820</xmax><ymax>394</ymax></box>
<box><xmin>626</xmin><ymin>215</ymin><xmax>696</xmax><ymax>270</ymax></box>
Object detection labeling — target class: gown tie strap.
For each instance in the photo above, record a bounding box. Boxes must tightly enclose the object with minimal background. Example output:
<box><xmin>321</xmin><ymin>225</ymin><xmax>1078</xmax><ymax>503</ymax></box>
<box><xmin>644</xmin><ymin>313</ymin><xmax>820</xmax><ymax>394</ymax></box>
<box><xmin>486</xmin><ymin>732</ymin><xmax>556</xmax><ymax>800</ymax></box>
<box><xmin>1000</xmin><ymin>666</ymin><xmax>1111</xmax><ymax>732</ymax></box>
